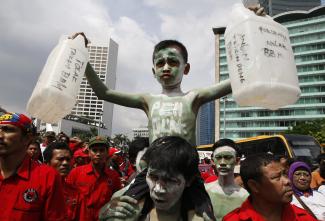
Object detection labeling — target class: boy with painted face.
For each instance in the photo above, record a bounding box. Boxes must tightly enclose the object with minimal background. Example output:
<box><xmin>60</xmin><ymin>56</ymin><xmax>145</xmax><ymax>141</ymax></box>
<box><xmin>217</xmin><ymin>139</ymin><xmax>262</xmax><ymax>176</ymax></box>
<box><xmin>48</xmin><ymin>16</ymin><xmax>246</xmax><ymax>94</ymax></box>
<box><xmin>75</xmin><ymin>38</ymin><xmax>226</xmax><ymax>220</ymax></box>
<box><xmin>72</xmin><ymin>4</ymin><xmax>266</xmax><ymax>146</ymax></box>
<box><xmin>99</xmin><ymin>136</ymin><xmax>211</xmax><ymax>221</ymax></box>
<box><xmin>82</xmin><ymin>38</ymin><xmax>231</xmax><ymax>146</ymax></box>
<box><xmin>205</xmin><ymin>139</ymin><xmax>248</xmax><ymax>221</ymax></box>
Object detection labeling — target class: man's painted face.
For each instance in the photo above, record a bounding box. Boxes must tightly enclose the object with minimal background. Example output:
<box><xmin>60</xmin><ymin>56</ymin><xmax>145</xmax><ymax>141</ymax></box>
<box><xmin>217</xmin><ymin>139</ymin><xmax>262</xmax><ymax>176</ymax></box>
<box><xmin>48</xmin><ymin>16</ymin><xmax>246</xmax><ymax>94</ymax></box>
<box><xmin>292</xmin><ymin>169</ymin><xmax>311</xmax><ymax>191</ymax></box>
<box><xmin>257</xmin><ymin>162</ymin><xmax>293</xmax><ymax>204</ymax></box>
<box><xmin>0</xmin><ymin>124</ymin><xmax>30</xmax><ymax>157</ymax></box>
<box><xmin>89</xmin><ymin>145</ymin><xmax>108</xmax><ymax>166</ymax></box>
<box><xmin>213</xmin><ymin>146</ymin><xmax>236</xmax><ymax>175</ymax></box>
<box><xmin>49</xmin><ymin>149</ymin><xmax>72</xmax><ymax>177</ymax></box>
<box><xmin>153</xmin><ymin>47</ymin><xmax>188</xmax><ymax>88</ymax></box>
<box><xmin>146</xmin><ymin>167</ymin><xmax>186</xmax><ymax>211</ymax></box>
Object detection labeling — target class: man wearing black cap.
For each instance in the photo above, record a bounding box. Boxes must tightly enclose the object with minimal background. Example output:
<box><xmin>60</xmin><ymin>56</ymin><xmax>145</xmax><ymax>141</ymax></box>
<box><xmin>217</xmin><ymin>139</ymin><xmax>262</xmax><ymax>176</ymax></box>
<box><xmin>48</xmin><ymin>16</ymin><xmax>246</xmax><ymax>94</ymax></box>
<box><xmin>66</xmin><ymin>136</ymin><xmax>122</xmax><ymax>221</ymax></box>
<box><xmin>0</xmin><ymin>112</ymin><xmax>65</xmax><ymax>221</ymax></box>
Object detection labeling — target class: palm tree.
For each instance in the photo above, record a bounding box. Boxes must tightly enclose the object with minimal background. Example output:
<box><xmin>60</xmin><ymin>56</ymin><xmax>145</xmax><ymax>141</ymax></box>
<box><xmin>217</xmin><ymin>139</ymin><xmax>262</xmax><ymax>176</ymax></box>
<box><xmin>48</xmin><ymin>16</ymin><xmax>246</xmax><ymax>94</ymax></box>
<box><xmin>113</xmin><ymin>134</ymin><xmax>130</xmax><ymax>149</ymax></box>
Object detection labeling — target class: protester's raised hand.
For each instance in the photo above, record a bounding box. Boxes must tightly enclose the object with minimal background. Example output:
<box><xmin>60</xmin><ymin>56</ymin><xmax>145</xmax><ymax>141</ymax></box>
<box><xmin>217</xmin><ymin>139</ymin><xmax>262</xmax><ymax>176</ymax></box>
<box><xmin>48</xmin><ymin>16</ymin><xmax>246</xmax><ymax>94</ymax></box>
<box><xmin>69</xmin><ymin>32</ymin><xmax>89</xmax><ymax>47</ymax></box>
<box><xmin>99</xmin><ymin>196</ymin><xmax>140</xmax><ymax>221</ymax></box>
<box><xmin>248</xmin><ymin>4</ymin><xmax>266</xmax><ymax>16</ymax></box>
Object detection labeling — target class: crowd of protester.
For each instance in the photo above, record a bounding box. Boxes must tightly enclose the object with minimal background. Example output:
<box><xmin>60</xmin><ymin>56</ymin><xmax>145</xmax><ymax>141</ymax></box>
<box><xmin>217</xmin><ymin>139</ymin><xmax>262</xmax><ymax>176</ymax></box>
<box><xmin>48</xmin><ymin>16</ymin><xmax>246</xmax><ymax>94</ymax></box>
<box><xmin>1</xmin><ymin>112</ymin><xmax>325</xmax><ymax>221</ymax></box>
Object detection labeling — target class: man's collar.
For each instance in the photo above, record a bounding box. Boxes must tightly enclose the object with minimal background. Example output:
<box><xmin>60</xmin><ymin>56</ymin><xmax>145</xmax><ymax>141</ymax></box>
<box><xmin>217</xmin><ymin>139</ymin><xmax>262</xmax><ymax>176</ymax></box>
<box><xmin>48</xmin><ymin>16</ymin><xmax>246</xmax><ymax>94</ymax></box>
<box><xmin>85</xmin><ymin>163</ymin><xmax>110</xmax><ymax>176</ymax></box>
<box><xmin>85</xmin><ymin>163</ymin><xmax>94</xmax><ymax>174</ymax></box>
<box><xmin>15</xmin><ymin>155</ymin><xmax>31</xmax><ymax>180</ymax></box>
<box><xmin>238</xmin><ymin>197</ymin><xmax>296</xmax><ymax>221</ymax></box>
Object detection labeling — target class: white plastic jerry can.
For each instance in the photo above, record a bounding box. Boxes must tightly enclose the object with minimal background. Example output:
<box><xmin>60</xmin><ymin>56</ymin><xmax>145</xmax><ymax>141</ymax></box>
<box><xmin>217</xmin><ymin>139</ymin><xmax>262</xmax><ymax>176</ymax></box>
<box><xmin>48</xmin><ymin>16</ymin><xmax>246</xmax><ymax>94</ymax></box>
<box><xmin>27</xmin><ymin>35</ymin><xmax>89</xmax><ymax>123</ymax></box>
<box><xmin>224</xmin><ymin>3</ymin><xmax>301</xmax><ymax>110</ymax></box>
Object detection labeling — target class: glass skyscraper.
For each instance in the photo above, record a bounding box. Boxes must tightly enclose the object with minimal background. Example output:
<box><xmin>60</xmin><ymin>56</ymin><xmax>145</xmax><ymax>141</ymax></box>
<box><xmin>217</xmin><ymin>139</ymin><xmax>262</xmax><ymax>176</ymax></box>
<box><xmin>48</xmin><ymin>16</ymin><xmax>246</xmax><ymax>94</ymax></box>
<box><xmin>197</xmin><ymin>101</ymin><xmax>215</xmax><ymax>145</ymax></box>
<box><xmin>259</xmin><ymin>0</ymin><xmax>321</xmax><ymax>16</ymax></box>
<box><xmin>213</xmin><ymin>6</ymin><xmax>325</xmax><ymax>141</ymax></box>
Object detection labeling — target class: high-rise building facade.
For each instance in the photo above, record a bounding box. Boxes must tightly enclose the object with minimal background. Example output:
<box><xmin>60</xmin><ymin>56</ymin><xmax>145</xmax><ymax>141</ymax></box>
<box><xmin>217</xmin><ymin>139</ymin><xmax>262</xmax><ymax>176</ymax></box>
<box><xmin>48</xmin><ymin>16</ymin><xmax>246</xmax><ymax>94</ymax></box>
<box><xmin>71</xmin><ymin>38</ymin><xmax>118</xmax><ymax>136</ymax></box>
<box><xmin>259</xmin><ymin>0</ymin><xmax>321</xmax><ymax>16</ymax></box>
<box><xmin>214</xmin><ymin>6</ymin><xmax>325</xmax><ymax>141</ymax></box>
<box><xmin>132</xmin><ymin>127</ymin><xmax>149</xmax><ymax>139</ymax></box>
<box><xmin>196</xmin><ymin>101</ymin><xmax>215</xmax><ymax>145</ymax></box>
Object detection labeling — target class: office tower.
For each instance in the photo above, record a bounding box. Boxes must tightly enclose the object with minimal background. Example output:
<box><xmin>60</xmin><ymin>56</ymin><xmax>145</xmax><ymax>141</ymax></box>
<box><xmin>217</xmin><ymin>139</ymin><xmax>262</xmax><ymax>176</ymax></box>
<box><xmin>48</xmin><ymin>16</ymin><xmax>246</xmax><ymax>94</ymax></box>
<box><xmin>213</xmin><ymin>6</ymin><xmax>325</xmax><ymax>141</ymax></box>
<box><xmin>196</xmin><ymin>101</ymin><xmax>215</xmax><ymax>145</ymax></box>
<box><xmin>71</xmin><ymin>38</ymin><xmax>118</xmax><ymax>136</ymax></box>
<box><xmin>132</xmin><ymin>127</ymin><xmax>149</xmax><ymax>139</ymax></box>
<box><xmin>259</xmin><ymin>0</ymin><xmax>321</xmax><ymax>16</ymax></box>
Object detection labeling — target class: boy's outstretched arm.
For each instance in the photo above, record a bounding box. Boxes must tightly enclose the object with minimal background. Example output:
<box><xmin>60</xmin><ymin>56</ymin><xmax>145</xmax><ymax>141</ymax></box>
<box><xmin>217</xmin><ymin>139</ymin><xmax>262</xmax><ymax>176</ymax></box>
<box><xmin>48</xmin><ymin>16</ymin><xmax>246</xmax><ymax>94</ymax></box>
<box><xmin>85</xmin><ymin>62</ymin><xmax>148</xmax><ymax>111</ymax></box>
<box><xmin>192</xmin><ymin>79</ymin><xmax>232</xmax><ymax>112</ymax></box>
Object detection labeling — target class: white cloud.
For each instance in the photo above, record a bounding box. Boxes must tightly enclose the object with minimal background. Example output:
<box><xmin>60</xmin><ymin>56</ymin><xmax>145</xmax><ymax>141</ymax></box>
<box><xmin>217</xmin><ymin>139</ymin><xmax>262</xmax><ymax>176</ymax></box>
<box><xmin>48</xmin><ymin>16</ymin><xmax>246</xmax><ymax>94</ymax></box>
<box><xmin>0</xmin><ymin>0</ymin><xmax>112</xmax><ymax>46</ymax></box>
<box><xmin>0</xmin><ymin>0</ymin><xmax>113</xmax><ymax>112</ymax></box>
<box><xmin>111</xmin><ymin>16</ymin><xmax>160</xmax><ymax>93</ymax></box>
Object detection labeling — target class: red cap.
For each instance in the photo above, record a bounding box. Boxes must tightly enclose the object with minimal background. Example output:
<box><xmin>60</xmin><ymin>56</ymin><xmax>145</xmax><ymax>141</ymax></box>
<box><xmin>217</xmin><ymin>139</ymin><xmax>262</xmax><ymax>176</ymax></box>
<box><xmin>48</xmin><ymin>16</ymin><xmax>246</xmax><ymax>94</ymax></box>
<box><xmin>0</xmin><ymin>113</ymin><xmax>34</xmax><ymax>133</ymax></box>
<box><xmin>73</xmin><ymin>148</ymin><xmax>88</xmax><ymax>158</ymax></box>
<box><xmin>108</xmin><ymin>147</ymin><xmax>121</xmax><ymax>158</ymax></box>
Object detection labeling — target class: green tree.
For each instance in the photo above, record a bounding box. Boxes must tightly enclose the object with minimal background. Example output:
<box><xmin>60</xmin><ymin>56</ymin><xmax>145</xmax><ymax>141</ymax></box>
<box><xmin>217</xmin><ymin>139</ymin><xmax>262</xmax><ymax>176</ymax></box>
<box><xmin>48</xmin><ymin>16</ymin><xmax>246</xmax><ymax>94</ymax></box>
<box><xmin>112</xmin><ymin>134</ymin><xmax>130</xmax><ymax>152</ymax></box>
<box><xmin>90</xmin><ymin>127</ymin><xmax>98</xmax><ymax>136</ymax></box>
<box><xmin>285</xmin><ymin>119</ymin><xmax>325</xmax><ymax>143</ymax></box>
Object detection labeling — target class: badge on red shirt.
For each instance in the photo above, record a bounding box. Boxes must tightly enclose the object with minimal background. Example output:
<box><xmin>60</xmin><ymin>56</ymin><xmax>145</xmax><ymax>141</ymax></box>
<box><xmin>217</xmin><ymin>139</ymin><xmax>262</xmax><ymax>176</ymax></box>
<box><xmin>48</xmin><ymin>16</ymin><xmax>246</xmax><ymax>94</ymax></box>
<box><xmin>23</xmin><ymin>188</ymin><xmax>39</xmax><ymax>203</ymax></box>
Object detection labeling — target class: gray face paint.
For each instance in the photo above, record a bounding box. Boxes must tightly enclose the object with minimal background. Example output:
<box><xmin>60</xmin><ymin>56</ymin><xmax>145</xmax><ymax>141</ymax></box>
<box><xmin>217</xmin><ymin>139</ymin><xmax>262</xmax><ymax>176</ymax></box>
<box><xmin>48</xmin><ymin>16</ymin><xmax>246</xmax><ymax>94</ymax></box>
<box><xmin>213</xmin><ymin>146</ymin><xmax>236</xmax><ymax>176</ymax></box>
<box><xmin>146</xmin><ymin>167</ymin><xmax>186</xmax><ymax>211</ymax></box>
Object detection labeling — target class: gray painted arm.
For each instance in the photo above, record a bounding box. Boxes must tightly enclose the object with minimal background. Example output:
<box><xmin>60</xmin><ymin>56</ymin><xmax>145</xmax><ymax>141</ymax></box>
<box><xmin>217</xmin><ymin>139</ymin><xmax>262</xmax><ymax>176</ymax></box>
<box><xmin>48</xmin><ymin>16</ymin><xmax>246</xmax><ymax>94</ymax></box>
<box><xmin>85</xmin><ymin>63</ymin><xmax>148</xmax><ymax>111</ymax></box>
<box><xmin>192</xmin><ymin>79</ymin><xmax>232</xmax><ymax>112</ymax></box>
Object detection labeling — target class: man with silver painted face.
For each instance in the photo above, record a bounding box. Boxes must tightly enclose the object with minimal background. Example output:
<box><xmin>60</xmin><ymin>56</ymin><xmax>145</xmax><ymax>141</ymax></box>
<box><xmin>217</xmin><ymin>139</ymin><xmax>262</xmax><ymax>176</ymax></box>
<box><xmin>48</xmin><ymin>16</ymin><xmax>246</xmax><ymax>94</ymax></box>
<box><xmin>205</xmin><ymin>139</ymin><xmax>248</xmax><ymax>221</ymax></box>
<box><xmin>99</xmin><ymin>136</ymin><xmax>213</xmax><ymax>221</ymax></box>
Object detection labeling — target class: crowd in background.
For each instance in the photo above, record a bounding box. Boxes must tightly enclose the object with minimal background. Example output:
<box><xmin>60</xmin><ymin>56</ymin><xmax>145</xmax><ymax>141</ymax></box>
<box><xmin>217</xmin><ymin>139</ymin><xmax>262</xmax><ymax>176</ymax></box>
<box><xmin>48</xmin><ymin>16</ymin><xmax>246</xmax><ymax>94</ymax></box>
<box><xmin>27</xmin><ymin>125</ymin><xmax>325</xmax><ymax>220</ymax></box>
<box><xmin>1</xmin><ymin>112</ymin><xmax>325</xmax><ymax>221</ymax></box>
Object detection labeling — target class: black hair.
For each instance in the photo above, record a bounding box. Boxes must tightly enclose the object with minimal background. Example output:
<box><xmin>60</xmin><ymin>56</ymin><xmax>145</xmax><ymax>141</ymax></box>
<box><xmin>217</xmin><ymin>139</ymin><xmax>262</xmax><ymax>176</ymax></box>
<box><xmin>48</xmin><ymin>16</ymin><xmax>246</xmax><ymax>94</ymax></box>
<box><xmin>128</xmin><ymin>137</ymin><xmax>149</xmax><ymax>164</ymax></box>
<box><xmin>152</xmin><ymin>40</ymin><xmax>188</xmax><ymax>63</ymax></box>
<box><xmin>28</xmin><ymin>140</ymin><xmax>43</xmax><ymax>162</ymax></box>
<box><xmin>317</xmin><ymin>153</ymin><xmax>325</xmax><ymax>164</ymax></box>
<box><xmin>143</xmin><ymin>136</ymin><xmax>199</xmax><ymax>181</ymax></box>
<box><xmin>58</xmin><ymin>132</ymin><xmax>70</xmax><ymax>144</ymax></box>
<box><xmin>240</xmin><ymin>153</ymin><xmax>276</xmax><ymax>194</ymax></box>
<box><xmin>29</xmin><ymin>140</ymin><xmax>40</xmax><ymax>149</ymax></box>
<box><xmin>43</xmin><ymin>142</ymin><xmax>72</xmax><ymax>163</ymax></box>
<box><xmin>212</xmin><ymin>138</ymin><xmax>240</xmax><ymax>157</ymax></box>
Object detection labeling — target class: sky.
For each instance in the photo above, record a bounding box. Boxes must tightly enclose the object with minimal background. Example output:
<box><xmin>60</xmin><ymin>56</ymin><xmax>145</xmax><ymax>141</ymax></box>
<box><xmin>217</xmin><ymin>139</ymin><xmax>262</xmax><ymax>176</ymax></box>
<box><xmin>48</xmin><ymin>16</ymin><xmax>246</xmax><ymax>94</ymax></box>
<box><xmin>0</xmin><ymin>0</ymin><xmax>265</xmax><ymax>137</ymax></box>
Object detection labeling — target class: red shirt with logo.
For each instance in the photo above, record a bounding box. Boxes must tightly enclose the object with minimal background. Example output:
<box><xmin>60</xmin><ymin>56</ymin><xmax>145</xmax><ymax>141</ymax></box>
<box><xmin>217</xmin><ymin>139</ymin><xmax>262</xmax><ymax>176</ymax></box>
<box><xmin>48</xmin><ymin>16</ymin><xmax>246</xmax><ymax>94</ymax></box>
<box><xmin>66</xmin><ymin>163</ymin><xmax>121</xmax><ymax>221</ymax></box>
<box><xmin>62</xmin><ymin>179</ymin><xmax>81</xmax><ymax>221</ymax></box>
<box><xmin>223</xmin><ymin>197</ymin><xmax>317</xmax><ymax>221</ymax></box>
<box><xmin>0</xmin><ymin>156</ymin><xmax>65</xmax><ymax>221</ymax></box>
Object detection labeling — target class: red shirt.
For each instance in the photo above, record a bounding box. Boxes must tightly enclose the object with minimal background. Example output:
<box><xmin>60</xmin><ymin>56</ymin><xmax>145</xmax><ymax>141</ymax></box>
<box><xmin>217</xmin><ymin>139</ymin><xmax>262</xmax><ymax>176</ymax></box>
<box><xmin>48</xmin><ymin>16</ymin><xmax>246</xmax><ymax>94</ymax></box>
<box><xmin>223</xmin><ymin>197</ymin><xmax>317</xmax><ymax>221</ymax></box>
<box><xmin>204</xmin><ymin>174</ymin><xmax>218</xmax><ymax>183</ymax></box>
<box><xmin>0</xmin><ymin>156</ymin><xmax>65</xmax><ymax>221</ymax></box>
<box><xmin>66</xmin><ymin>163</ymin><xmax>121</xmax><ymax>221</ymax></box>
<box><xmin>62</xmin><ymin>179</ymin><xmax>81</xmax><ymax>221</ymax></box>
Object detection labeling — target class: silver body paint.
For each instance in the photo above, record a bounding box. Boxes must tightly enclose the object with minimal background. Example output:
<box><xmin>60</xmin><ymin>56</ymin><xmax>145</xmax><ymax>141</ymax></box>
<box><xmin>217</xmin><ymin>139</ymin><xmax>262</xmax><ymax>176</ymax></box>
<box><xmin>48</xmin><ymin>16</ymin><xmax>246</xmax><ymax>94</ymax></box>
<box><xmin>146</xmin><ymin>167</ymin><xmax>186</xmax><ymax>211</ymax></box>
<box><xmin>213</xmin><ymin>146</ymin><xmax>236</xmax><ymax>176</ymax></box>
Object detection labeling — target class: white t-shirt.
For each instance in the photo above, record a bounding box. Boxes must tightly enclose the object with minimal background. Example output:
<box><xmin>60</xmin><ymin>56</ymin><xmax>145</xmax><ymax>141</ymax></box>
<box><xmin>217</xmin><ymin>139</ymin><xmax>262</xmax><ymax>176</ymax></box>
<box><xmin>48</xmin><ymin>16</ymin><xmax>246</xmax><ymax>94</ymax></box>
<box><xmin>291</xmin><ymin>190</ymin><xmax>325</xmax><ymax>221</ymax></box>
<box><xmin>319</xmin><ymin>185</ymin><xmax>325</xmax><ymax>195</ymax></box>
